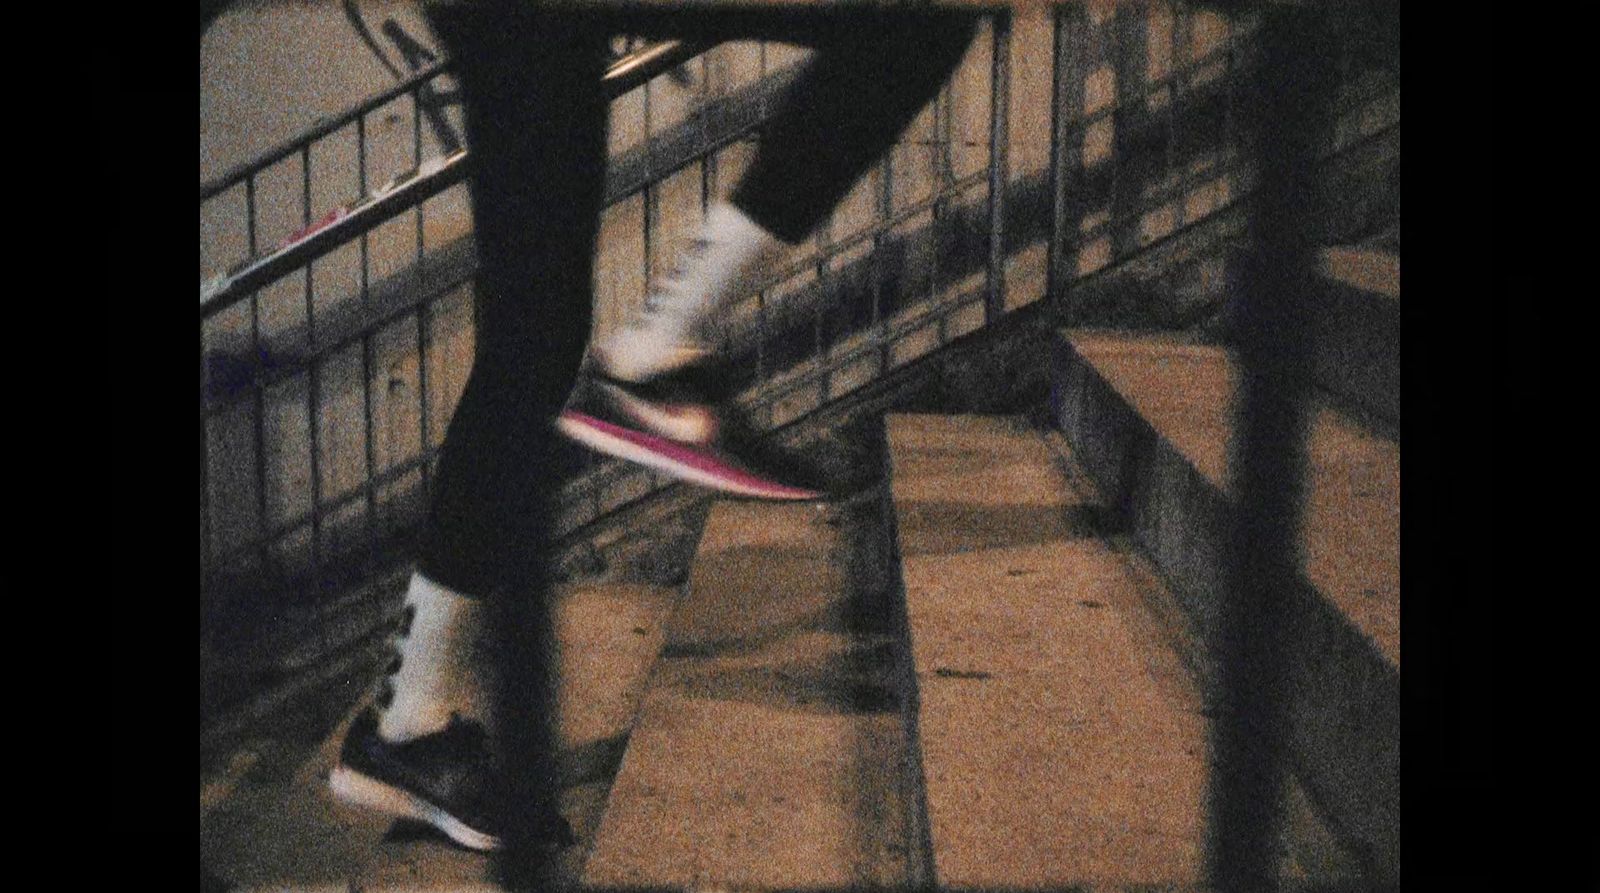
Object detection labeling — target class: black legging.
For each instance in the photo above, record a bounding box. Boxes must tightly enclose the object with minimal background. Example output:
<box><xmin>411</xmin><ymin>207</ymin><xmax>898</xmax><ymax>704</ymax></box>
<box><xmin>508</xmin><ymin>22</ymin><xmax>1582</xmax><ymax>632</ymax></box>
<box><xmin>411</xmin><ymin>5</ymin><xmax>976</xmax><ymax>873</ymax></box>
<box><xmin>417</xmin><ymin>3</ymin><xmax>978</xmax><ymax>598</ymax></box>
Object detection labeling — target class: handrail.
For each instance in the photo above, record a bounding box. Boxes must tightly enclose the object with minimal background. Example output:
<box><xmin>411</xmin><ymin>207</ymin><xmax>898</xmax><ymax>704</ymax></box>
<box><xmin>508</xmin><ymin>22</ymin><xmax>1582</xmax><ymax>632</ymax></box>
<box><xmin>199</xmin><ymin>59</ymin><xmax>452</xmax><ymax>202</ymax></box>
<box><xmin>199</xmin><ymin>37</ymin><xmax>712</xmax><ymax>201</ymax></box>
<box><xmin>199</xmin><ymin>38</ymin><xmax>708</xmax><ymax>318</ymax></box>
<box><xmin>199</xmin><ymin>149</ymin><xmax>470</xmax><ymax>318</ymax></box>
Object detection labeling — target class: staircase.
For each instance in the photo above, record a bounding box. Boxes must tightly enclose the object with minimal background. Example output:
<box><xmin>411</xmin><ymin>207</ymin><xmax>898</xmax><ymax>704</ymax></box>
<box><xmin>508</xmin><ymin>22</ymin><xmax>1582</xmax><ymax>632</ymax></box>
<box><xmin>200</xmin><ymin>399</ymin><xmax>1393</xmax><ymax>891</ymax></box>
<box><xmin>200</xmin><ymin>3</ymin><xmax>1400</xmax><ymax>890</ymax></box>
<box><xmin>1047</xmin><ymin>249</ymin><xmax>1400</xmax><ymax>885</ymax></box>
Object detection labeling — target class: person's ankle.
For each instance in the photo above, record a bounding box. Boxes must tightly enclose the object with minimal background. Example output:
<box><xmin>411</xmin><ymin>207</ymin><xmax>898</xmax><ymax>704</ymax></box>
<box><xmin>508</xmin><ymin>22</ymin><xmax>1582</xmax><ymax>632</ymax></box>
<box><xmin>591</xmin><ymin>340</ymin><xmax>712</xmax><ymax>385</ymax></box>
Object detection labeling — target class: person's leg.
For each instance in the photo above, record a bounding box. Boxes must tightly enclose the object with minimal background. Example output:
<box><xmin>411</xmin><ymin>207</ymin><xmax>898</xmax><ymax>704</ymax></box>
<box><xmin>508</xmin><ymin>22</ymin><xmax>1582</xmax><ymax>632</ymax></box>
<box><xmin>593</xmin><ymin>12</ymin><xmax>976</xmax><ymax>382</ymax></box>
<box><xmin>731</xmin><ymin>13</ymin><xmax>980</xmax><ymax>243</ymax></box>
<box><xmin>333</xmin><ymin>1</ymin><xmax>610</xmax><ymax>862</ymax></box>
<box><xmin>565</xmin><ymin>12</ymin><xmax>977</xmax><ymax>496</ymax></box>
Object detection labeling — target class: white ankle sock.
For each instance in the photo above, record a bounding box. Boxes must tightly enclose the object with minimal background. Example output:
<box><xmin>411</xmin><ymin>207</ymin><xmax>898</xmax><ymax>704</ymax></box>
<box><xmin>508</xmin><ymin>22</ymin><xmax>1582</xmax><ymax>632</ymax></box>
<box><xmin>377</xmin><ymin>573</ymin><xmax>488</xmax><ymax>743</ymax></box>
<box><xmin>598</xmin><ymin>202</ymin><xmax>785</xmax><ymax>382</ymax></box>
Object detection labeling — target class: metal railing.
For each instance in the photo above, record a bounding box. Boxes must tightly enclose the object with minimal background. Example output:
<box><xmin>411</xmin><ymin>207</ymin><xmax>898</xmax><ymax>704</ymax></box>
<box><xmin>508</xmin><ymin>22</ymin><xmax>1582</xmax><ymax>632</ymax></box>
<box><xmin>200</xmin><ymin>0</ymin><xmax>1397</xmax><ymax>680</ymax></box>
<box><xmin>199</xmin><ymin>40</ymin><xmax>706</xmax><ymax>315</ymax></box>
<box><xmin>199</xmin><ymin>36</ymin><xmax>713</xmax><ymax>648</ymax></box>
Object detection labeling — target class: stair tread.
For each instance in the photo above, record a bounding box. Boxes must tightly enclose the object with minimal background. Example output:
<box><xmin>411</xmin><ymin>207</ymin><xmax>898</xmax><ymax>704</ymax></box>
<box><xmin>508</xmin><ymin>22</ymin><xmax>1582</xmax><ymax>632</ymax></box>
<box><xmin>199</xmin><ymin>582</ymin><xmax>675</xmax><ymax>892</ymax></box>
<box><xmin>1051</xmin><ymin>332</ymin><xmax>1400</xmax><ymax>877</ymax></box>
<box><xmin>888</xmin><ymin>414</ymin><xmax>1211</xmax><ymax>889</ymax></box>
<box><xmin>582</xmin><ymin>499</ymin><xmax>909</xmax><ymax>890</ymax></box>
<box><xmin>1061</xmin><ymin>331</ymin><xmax>1399</xmax><ymax>669</ymax></box>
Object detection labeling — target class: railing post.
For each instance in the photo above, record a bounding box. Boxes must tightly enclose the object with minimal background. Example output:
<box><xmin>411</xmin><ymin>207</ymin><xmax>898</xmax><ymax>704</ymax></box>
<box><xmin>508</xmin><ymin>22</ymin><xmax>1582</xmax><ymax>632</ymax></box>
<box><xmin>243</xmin><ymin>174</ymin><xmax>275</xmax><ymax>588</ymax></box>
<box><xmin>874</xmin><ymin>125</ymin><xmax>894</xmax><ymax>376</ymax></box>
<box><xmin>413</xmin><ymin>89</ymin><xmax>432</xmax><ymax>498</ymax></box>
<box><xmin>985</xmin><ymin>11</ymin><xmax>1011</xmax><ymax>324</ymax></box>
<box><xmin>302</xmin><ymin>144</ymin><xmax>325</xmax><ymax>595</ymax></box>
<box><xmin>1048</xmin><ymin>2</ymin><xmax>1087</xmax><ymax>317</ymax></box>
<box><xmin>1205</xmin><ymin>4</ymin><xmax>1335</xmax><ymax>892</ymax></box>
<box><xmin>358</xmin><ymin>114</ymin><xmax>382</xmax><ymax>584</ymax></box>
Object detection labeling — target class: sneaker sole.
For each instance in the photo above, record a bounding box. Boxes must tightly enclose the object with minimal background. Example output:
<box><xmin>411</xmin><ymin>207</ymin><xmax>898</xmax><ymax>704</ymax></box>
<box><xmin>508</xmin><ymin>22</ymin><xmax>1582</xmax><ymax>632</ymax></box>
<box><xmin>328</xmin><ymin>765</ymin><xmax>500</xmax><ymax>852</ymax></box>
<box><xmin>557</xmin><ymin>410</ymin><xmax>824</xmax><ymax>501</ymax></box>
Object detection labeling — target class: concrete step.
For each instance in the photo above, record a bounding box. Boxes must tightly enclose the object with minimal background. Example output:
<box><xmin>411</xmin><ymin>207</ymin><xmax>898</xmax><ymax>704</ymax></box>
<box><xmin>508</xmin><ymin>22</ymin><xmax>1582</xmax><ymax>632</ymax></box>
<box><xmin>199</xmin><ymin>582</ymin><xmax>676</xmax><ymax>892</ymax></box>
<box><xmin>890</xmin><ymin>414</ymin><xmax>1178</xmax><ymax>890</ymax></box>
<box><xmin>581</xmin><ymin>495</ymin><xmax>916</xmax><ymax>890</ymax></box>
<box><xmin>1049</xmin><ymin>331</ymin><xmax>1400</xmax><ymax>883</ymax></box>
<box><xmin>885</xmin><ymin>414</ymin><xmax>1358</xmax><ymax>890</ymax></box>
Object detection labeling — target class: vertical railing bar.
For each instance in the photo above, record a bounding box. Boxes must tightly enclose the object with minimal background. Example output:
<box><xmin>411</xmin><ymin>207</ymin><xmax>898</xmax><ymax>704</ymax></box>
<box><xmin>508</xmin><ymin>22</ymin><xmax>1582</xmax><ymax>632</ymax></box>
<box><xmin>358</xmin><ymin>115</ymin><xmax>369</xmax><ymax>239</ymax></box>
<box><xmin>1176</xmin><ymin>1</ymin><xmax>1196</xmax><ymax>183</ymax></box>
<box><xmin>1335</xmin><ymin>14</ymin><xmax>1353</xmax><ymax>112</ymax></box>
<box><xmin>874</xmin><ymin>148</ymin><xmax>892</xmax><ymax>374</ymax></box>
<box><xmin>643</xmin><ymin>181</ymin><xmax>655</xmax><ymax>325</ymax></box>
<box><xmin>302</xmin><ymin>143</ymin><xmax>325</xmax><ymax>603</ymax></box>
<box><xmin>932</xmin><ymin>68</ymin><xmax>953</xmax><ymax>347</ymax></box>
<box><xmin>244</xmin><ymin>175</ymin><xmax>259</xmax><ymax>335</ymax></box>
<box><xmin>756</xmin><ymin>281</ymin><xmax>767</xmax><ymax>384</ymax></box>
<box><xmin>697</xmin><ymin>43</ymin><xmax>713</xmax><ymax>261</ymax></box>
<box><xmin>704</xmin><ymin>119</ymin><xmax>720</xmax><ymax>209</ymax></box>
<box><xmin>985</xmin><ymin>12</ymin><xmax>1011</xmax><ymax>323</ymax></box>
<box><xmin>757</xmin><ymin>286</ymin><xmax>770</xmax><ymax>427</ymax></box>
<box><xmin>1113</xmin><ymin>3</ymin><xmax>1150</xmax><ymax>273</ymax></box>
<box><xmin>589</xmin><ymin>451</ymin><xmax>601</xmax><ymax>532</ymax></box>
<box><xmin>939</xmin><ymin>60</ymin><xmax>956</xmax><ymax>189</ymax></box>
<box><xmin>704</xmin><ymin>149</ymin><xmax>733</xmax><ymax>365</ymax></box>
<box><xmin>1108</xmin><ymin>5</ymin><xmax>1128</xmax><ymax>279</ymax></box>
<box><xmin>358</xmin><ymin>113</ymin><xmax>382</xmax><ymax>598</ymax></box>
<box><xmin>414</xmin><ymin>85</ymin><xmax>427</xmax><ymax>257</ymax></box>
<box><xmin>244</xmin><ymin>174</ymin><xmax>274</xmax><ymax>588</ymax></box>
<box><xmin>314</xmin><ymin>129</ymin><xmax>343</xmax><ymax>673</ymax></box>
<box><xmin>1224</xmin><ymin>5</ymin><xmax>1240</xmax><ymax>165</ymax></box>
<box><xmin>700</xmin><ymin>144</ymin><xmax>712</xmax><ymax>232</ymax></box>
<box><xmin>813</xmin><ymin>227</ymin><xmax>827</xmax><ymax>393</ymax></box>
<box><xmin>1046</xmin><ymin>3</ymin><xmax>1080</xmax><ymax>312</ymax></box>
<box><xmin>1164</xmin><ymin>1</ymin><xmax>1181</xmax><ymax>225</ymax></box>
<box><xmin>417</xmin><ymin>300</ymin><xmax>432</xmax><ymax>496</ymax></box>
<box><xmin>413</xmin><ymin>90</ymin><xmax>432</xmax><ymax>499</ymax></box>
<box><xmin>1045</xmin><ymin>6</ymin><xmax>1064</xmax><ymax>308</ymax></box>
<box><xmin>465</xmin><ymin>274</ymin><xmax>478</xmax><ymax>368</ymax></box>
<box><xmin>644</xmin><ymin>65</ymin><xmax>656</xmax><ymax>288</ymax></box>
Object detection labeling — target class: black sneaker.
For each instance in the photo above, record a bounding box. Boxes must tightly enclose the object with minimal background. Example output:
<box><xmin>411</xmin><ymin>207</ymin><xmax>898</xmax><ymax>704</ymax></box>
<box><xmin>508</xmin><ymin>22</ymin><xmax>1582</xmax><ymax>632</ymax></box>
<box><xmin>329</xmin><ymin>711</ymin><xmax>573</xmax><ymax>852</ymax></box>
<box><xmin>557</xmin><ymin>359</ymin><xmax>830</xmax><ymax>501</ymax></box>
